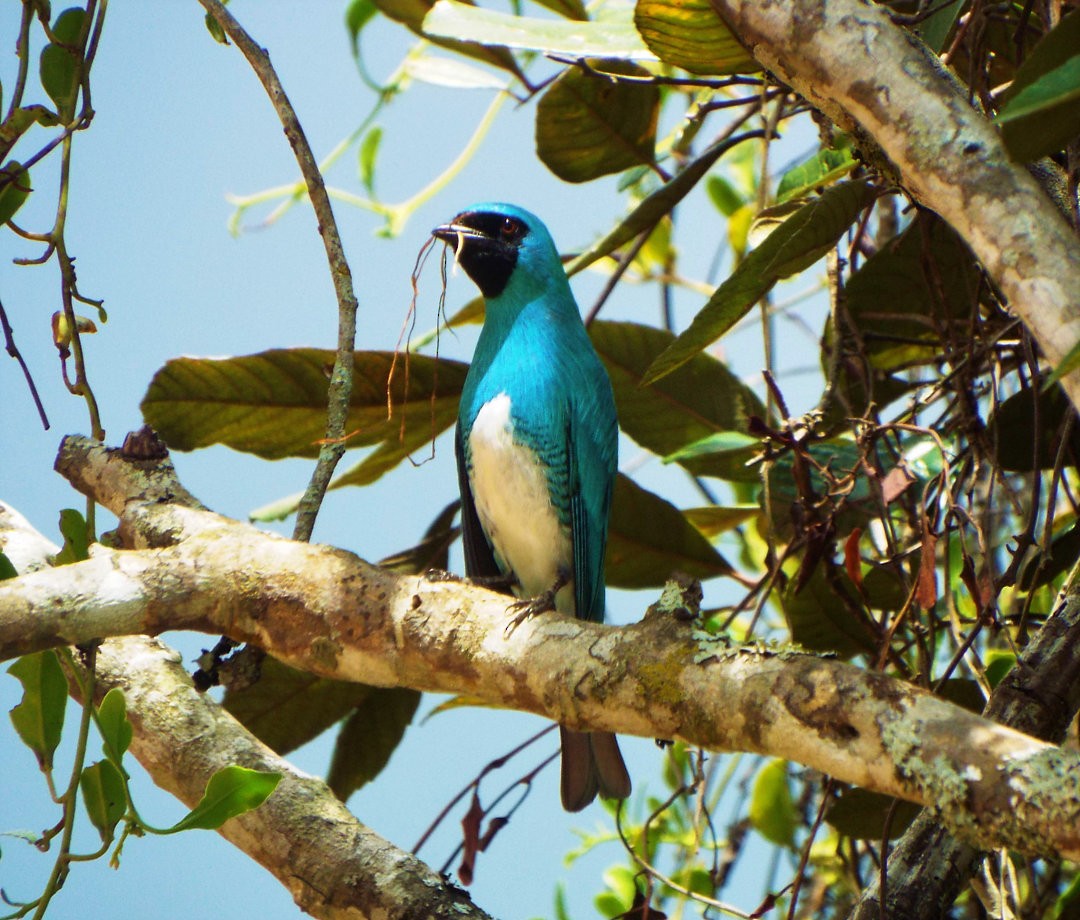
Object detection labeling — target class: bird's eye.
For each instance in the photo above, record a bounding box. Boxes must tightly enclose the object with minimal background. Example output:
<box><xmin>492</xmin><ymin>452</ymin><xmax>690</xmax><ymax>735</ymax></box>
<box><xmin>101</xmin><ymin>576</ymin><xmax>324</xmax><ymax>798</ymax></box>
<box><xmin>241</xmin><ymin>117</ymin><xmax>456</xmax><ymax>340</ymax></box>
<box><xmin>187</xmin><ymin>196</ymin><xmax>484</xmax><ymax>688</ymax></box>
<box><xmin>501</xmin><ymin>217</ymin><xmax>518</xmax><ymax>240</ymax></box>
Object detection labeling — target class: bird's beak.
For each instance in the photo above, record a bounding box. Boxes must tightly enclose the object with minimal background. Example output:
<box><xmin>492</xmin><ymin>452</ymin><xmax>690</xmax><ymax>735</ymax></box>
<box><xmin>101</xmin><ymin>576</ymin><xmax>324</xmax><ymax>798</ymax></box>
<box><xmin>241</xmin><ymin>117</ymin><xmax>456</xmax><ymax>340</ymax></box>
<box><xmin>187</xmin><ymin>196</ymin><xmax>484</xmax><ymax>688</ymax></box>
<box><xmin>432</xmin><ymin>221</ymin><xmax>489</xmax><ymax>269</ymax></box>
<box><xmin>431</xmin><ymin>221</ymin><xmax>485</xmax><ymax>245</ymax></box>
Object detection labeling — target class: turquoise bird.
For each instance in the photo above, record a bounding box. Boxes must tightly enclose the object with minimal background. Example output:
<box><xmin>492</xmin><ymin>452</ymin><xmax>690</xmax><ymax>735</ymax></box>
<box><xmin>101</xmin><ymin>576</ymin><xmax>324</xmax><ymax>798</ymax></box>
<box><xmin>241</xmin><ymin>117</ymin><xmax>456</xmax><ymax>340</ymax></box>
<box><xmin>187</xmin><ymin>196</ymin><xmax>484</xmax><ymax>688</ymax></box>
<box><xmin>432</xmin><ymin>203</ymin><xmax>631</xmax><ymax>811</ymax></box>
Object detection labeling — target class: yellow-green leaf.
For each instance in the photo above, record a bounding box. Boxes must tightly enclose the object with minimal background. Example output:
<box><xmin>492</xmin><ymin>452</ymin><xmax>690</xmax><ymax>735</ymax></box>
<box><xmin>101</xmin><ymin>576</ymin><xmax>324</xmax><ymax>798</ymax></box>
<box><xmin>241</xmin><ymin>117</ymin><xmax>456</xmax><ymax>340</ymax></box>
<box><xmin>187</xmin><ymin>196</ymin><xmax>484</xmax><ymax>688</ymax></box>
<box><xmin>536</xmin><ymin>60</ymin><xmax>659</xmax><ymax>183</ymax></box>
<box><xmin>607</xmin><ymin>474</ymin><xmax>732</xmax><ymax>587</ymax></box>
<box><xmin>749</xmin><ymin>759</ymin><xmax>797</xmax><ymax>846</ymax></box>
<box><xmin>634</xmin><ymin>0</ymin><xmax>758</xmax><ymax>75</ymax></box>
<box><xmin>644</xmin><ymin>179</ymin><xmax>877</xmax><ymax>384</ymax></box>
<box><xmin>140</xmin><ymin>349</ymin><xmax>467</xmax><ymax>476</ymax></box>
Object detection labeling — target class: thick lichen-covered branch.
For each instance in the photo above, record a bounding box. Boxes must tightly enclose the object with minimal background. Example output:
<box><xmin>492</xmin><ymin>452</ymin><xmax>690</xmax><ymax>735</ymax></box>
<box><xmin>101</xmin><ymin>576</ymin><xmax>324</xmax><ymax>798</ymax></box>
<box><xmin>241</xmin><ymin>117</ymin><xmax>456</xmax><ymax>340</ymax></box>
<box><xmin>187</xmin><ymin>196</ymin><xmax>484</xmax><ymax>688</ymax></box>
<box><xmin>1</xmin><ymin>435</ymin><xmax>1078</xmax><ymax>863</ymax></box>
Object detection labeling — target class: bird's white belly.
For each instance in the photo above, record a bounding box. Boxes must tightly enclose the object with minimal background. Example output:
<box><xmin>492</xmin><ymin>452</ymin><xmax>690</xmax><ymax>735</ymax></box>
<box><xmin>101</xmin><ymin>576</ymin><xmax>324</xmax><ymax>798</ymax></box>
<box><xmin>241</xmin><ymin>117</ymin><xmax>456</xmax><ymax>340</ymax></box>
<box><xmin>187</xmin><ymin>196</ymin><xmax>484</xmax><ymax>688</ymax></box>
<box><xmin>468</xmin><ymin>394</ymin><xmax>573</xmax><ymax>608</ymax></box>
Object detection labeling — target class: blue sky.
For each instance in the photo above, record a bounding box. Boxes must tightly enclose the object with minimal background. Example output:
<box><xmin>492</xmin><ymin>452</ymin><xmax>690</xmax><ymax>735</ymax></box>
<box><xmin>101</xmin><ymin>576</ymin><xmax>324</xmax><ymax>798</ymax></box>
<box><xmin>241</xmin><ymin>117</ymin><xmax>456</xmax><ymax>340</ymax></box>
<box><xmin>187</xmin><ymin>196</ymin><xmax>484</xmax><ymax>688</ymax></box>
<box><xmin>1</xmin><ymin>4</ymin><xmax>823</xmax><ymax>916</ymax></box>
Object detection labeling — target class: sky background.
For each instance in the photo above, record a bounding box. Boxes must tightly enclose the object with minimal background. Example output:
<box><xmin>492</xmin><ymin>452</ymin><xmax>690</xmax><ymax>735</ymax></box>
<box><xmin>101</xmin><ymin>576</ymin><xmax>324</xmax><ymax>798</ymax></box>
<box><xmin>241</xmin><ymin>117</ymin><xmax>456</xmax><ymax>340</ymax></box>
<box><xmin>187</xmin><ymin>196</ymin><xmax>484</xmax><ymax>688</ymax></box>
<box><xmin>1</xmin><ymin>4</ymin><xmax>823</xmax><ymax>917</ymax></box>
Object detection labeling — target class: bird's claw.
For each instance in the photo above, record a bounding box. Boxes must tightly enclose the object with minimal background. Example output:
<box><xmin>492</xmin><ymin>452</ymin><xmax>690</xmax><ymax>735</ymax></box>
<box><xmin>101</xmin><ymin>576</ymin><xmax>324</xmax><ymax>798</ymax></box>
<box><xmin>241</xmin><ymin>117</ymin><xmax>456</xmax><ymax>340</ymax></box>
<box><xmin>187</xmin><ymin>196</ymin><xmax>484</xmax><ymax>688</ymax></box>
<box><xmin>504</xmin><ymin>589</ymin><xmax>558</xmax><ymax>635</ymax></box>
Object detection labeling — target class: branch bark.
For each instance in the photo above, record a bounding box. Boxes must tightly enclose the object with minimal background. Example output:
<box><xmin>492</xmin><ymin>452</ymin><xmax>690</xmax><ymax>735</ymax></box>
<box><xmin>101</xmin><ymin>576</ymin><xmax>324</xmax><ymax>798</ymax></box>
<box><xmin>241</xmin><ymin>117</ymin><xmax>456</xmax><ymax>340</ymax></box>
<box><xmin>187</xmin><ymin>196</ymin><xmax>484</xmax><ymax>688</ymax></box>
<box><xmin>2</xmin><ymin>435</ymin><xmax>1080</xmax><ymax>867</ymax></box>
<box><xmin>86</xmin><ymin>636</ymin><xmax>490</xmax><ymax>920</ymax></box>
<box><xmin>709</xmin><ymin>0</ymin><xmax>1080</xmax><ymax>404</ymax></box>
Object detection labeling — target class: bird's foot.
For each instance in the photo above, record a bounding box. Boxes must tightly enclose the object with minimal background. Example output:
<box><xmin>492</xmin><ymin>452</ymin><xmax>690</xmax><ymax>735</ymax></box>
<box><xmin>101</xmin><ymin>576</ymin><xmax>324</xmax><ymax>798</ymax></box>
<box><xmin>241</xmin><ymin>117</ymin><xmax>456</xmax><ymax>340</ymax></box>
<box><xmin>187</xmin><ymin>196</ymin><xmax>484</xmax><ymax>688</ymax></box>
<box><xmin>504</xmin><ymin>572</ymin><xmax>568</xmax><ymax>634</ymax></box>
<box><xmin>504</xmin><ymin>591</ymin><xmax>557</xmax><ymax>634</ymax></box>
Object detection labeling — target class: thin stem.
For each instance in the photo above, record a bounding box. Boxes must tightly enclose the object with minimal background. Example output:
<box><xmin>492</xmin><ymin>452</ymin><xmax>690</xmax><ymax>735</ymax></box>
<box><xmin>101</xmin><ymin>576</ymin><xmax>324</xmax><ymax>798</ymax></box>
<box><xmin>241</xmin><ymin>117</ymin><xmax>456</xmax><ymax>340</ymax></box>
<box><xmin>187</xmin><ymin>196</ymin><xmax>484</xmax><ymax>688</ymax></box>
<box><xmin>198</xmin><ymin>0</ymin><xmax>360</xmax><ymax>544</ymax></box>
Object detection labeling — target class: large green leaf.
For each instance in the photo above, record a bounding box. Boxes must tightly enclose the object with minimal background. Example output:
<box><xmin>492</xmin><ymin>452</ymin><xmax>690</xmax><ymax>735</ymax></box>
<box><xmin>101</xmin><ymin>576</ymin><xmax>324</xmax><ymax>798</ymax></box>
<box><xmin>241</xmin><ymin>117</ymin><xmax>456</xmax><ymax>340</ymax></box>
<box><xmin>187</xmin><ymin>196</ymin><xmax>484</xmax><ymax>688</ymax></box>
<box><xmin>140</xmin><ymin>349</ymin><xmax>467</xmax><ymax>471</ymax></box>
<box><xmin>844</xmin><ymin>214</ymin><xmax>985</xmax><ymax>373</ymax></box>
<box><xmin>634</xmin><ymin>0</ymin><xmax>758</xmax><ymax>75</ymax></box>
<box><xmin>536</xmin><ymin>60</ymin><xmax>659</xmax><ymax>183</ymax></box>
<box><xmin>778</xmin><ymin>564</ymin><xmax>877</xmax><ymax>657</ymax></box>
<box><xmin>987</xmin><ymin>383</ymin><xmax>1080</xmax><ymax>472</ymax></box>
<box><xmin>996</xmin><ymin>10</ymin><xmax>1080</xmax><ymax>162</ymax></box>
<box><xmin>8</xmin><ymin>651</ymin><xmax>67</xmax><ymax>771</ymax></box>
<box><xmin>326</xmin><ymin>687</ymin><xmax>421</xmax><ymax>801</ymax></box>
<box><xmin>644</xmin><ymin>179</ymin><xmax>877</xmax><ymax>384</ymax></box>
<box><xmin>423</xmin><ymin>0</ymin><xmax>653</xmax><ymax>58</ymax></box>
<box><xmin>223</xmin><ymin>657</ymin><xmax>376</xmax><ymax>756</ymax></box>
<box><xmin>378</xmin><ymin>0</ymin><xmax>527</xmax><ymax>82</ymax></box>
<box><xmin>590</xmin><ymin>321</ymin><xmax>765</xmax><ymax>480</ymax></box>
<box><xmin>607</xmin><ymin>474</ymin><xmax>732</xmax><ymax>587</ymax></box>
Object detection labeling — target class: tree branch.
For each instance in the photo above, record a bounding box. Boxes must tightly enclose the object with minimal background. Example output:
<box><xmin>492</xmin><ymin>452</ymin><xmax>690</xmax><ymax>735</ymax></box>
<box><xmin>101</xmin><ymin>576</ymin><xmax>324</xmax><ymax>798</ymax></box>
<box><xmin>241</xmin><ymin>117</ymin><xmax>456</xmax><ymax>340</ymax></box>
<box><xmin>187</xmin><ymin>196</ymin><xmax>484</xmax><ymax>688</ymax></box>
<box><xmin>197</xmin><ymin>0</ymin><xmax>359</xmax><ymax>543</ymax></box>
<box><xmin>709</xmin><ymin>0</ymin><xmax>1080</xmax><ymax>405</ymax></box>
<box><xmin>83</xmin><ymin>635</ymin><xmax>490</xmax><ymax>920</ymax></box>
<box><xmin>2</xmin><ymin>435</ymin><xmax>1080</xmax><ymax>865</ymax></box>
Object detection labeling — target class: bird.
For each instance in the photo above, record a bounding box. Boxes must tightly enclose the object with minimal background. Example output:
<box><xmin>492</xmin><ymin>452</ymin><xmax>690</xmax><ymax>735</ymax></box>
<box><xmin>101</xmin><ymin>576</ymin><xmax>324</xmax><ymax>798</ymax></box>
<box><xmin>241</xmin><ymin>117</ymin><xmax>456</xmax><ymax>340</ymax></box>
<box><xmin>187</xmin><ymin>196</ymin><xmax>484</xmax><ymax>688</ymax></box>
<box><xmin>432</xmin><ymin>202</ymin><xmax>631</xmax><ymax>812</ymax></box>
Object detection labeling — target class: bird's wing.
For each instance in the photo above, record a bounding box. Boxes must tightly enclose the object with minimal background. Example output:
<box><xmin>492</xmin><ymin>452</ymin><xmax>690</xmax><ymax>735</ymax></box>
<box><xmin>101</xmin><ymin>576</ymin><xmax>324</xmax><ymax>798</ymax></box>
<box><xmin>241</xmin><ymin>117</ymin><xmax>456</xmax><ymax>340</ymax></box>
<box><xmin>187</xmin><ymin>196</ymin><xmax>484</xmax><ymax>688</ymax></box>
<box><xmin>568</xmin><ymin>397</ymin><xmax>616</xmax><ymax>624</ymax></box>
<box><xmin>455</xmin><ymin>422</ymin><xmax>503</xmax><ymax>582</ymax></box>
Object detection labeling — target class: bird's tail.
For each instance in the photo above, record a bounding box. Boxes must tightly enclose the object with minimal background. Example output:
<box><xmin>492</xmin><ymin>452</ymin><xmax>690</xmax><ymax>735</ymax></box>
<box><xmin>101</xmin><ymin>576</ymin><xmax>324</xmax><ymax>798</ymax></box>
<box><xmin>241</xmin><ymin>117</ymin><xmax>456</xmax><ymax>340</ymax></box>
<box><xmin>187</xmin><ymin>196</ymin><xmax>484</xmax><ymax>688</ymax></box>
<box><xmin>560</xmin><ymin>726</ymin><xmax>632</xmax><ymax>812</ymax></box>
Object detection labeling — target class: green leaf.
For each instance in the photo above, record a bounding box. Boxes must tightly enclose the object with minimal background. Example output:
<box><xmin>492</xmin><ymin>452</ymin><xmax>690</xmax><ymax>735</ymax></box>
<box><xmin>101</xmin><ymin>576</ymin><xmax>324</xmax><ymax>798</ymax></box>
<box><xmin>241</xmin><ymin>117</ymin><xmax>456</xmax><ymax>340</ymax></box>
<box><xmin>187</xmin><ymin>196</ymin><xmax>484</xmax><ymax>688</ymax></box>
<box><xmin>984</xmin><ymin>651</ymin><xmax>1016</xmax><ymax>689</ymax></box>
<box><xmin>224</xmin><ymin>657</ymin><xmax>375</xmax><ymax>756</ymax></box>
<box><xmin>1045</xmin><ymin>335</ymin><xmax>1080</xmax><ymax>390</ymax></box>
<box><xmin>749</xmin><ymin>759</ymin><xmax>797</xmax><ymax>847</ymax></box>
<box><xmin>644</xmin><ymin>179</ymin><xmax>877</xmax><ymax>383</ymax></box>
<box><xmin>988</xmin><ymin>383</ymin><xmax>1080</xmax><ymax>472</ymax></box>
<box><xmin>915</xmin><ymin>0</ymin><xmax>964</xmax><ymax>52</ymax></box>
<box><xmin>0</xmin><ymin>105</ymin><xmax>59</xmax><ymax>161</ymax></box>
<box><xmin>778</xmin><ymin>564</ymin><xmax>877</xmax><ymax>657</ymax></box>
<box><xmin>683</xmin><ymin>504</ymin><xmax>758</xmax><ymax>538</ymax></box>
<box><xmin>663</xmin><ymin>430</ymin><xmax>759</xmax><ymax>479</ymax></box>
<box><xmin>379</xmin><ymin>0</ymin><xmax>527</xmax><ymax>82</ymax></box>
<box><xmin>607</xmin><ymin>474</ymin><xmax>732</xmax><ymax>588</ymax></box>
<box><xmin>424</xmin><ymin>0</ymin><xmax>653</xmax><ymax>59</ymax></box>
<box><xmin>53</xmin><ymin>507</ymin><xmax>89</xmax><ymax>565</ymax></box>
<box><xmin>825</xmin><ymin>787</ymin><xmax>920</xmax><ymax>840</ymax></box>
<box><xmin>536</xmin><ymin>60</ymin><xmax>659</xmax><ymax>183</ymax></box>
<box><xmin>346</xmin><ymin>0</ymin><xmax>378</xmax><ymax>55</ymax></box>
<box><xmin>80</xmin><ymin>760</ymin><xmax>127</xmax><ymax>840</ymax></box>
<box><xmin>204</xmin><ymin>11</ymin><xmax>228</xmax><ymax>44</ymax></box>
<box><xmin>0</xmin><ymin>551</ymin><xmax>17</xmax><ymax>581</ymax></box>
<box><xmin>8</xmin><ymin>651</ymin><xmax>67</xmax><ymax>770</ymax></box>
<box><xmin>0</xmin><ymin>161</ymin><xmax>32</xmax><ymax>225</ymax></box>
<box><xmin>326</xmin><ymin>687</ymin><xmax>421</xmax><ymax>800</ymax></box>
<box><xmin>97</xmin><ymin>688</ymin><xmax>133</xmax><ymax>764</ymax></box>
<box><xmin>590</xmin><ymin>321</ymin><xmax>765</xmax><ymax>480</ymax></box>
<box><xmin>165</xmin><ymin>766</ymin><xmax>281</xmax><ymax>833</ymax></box>
<box><xmin>996</xmin><ymin>11</ymin><xmax>1080</xmax><ymax>162</ymax></box>
<box><xmin>706</xmin><ymin>174</ymin><xmax>744</xmax><ymax>217</ymax></box>
<box><xmin>378</xmin><ymin>500</ymin><xmax>459</xmax><ymax>574</ymax></box>
<box><xmin>358</xmin><ymin>125</ymin><xmax>382</xmax><ymax>194</ymax></box>
<box><xmin>775</xmin><ymin>145</ymin><xmax>857</xmax><ymax>203</ymax></box>
<box><xmin>403</xmin><ymin>54</ymin><xmax>509</xmax><ymax>90</ymax></box>
<box><xmin>765</xmin><ymin>439</ymin><xmax>892</xmax><ymax>540</ymax></box>
<box><xmin>567</xmin><ymin>132</ymin><xmax>748</xmax><ymax>275</ymax></box>
<box><xmin>843</xmin><ymin>213</ymin><xmax>985</xmax><ymax>373</ymax></box>
<box><xmin>634</xmin><ymin>0</ymin><xmax>758</xmax><ymax>75</ymax></box>
<box><xmin>140</xmin><ymin>349</ymin><xmax>467</xmax><ymax>474</ymax></box>
<box><xmin>39</xmin><ymin>7</ymin><xmax>85</xmax><ymax>119</ymax></box>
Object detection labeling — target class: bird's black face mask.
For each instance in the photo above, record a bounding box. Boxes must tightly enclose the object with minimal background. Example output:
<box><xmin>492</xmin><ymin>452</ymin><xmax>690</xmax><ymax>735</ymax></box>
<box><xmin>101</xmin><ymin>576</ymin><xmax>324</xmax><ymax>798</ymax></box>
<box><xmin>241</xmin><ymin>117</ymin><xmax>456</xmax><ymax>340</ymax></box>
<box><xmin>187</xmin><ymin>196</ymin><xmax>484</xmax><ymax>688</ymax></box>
<box><xmin>432</xmin><ymin>211</ymin><xmax>529</xmax><ymax>299</ymax></box>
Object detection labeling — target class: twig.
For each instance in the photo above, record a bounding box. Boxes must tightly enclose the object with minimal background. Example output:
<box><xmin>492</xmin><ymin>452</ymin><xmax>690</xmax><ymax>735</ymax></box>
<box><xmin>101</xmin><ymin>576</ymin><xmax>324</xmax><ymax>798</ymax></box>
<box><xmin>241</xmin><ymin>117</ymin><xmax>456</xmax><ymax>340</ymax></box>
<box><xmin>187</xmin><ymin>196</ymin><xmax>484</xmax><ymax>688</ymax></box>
<box><xmin>198</xmin><ymin>0</ymin><xmax>359</xmax><ymax>544</ymax></box>
<box><xmin>0</xmin><ymin>297</ymin><xmax>50</xmax><ymax>430</ymax></box>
